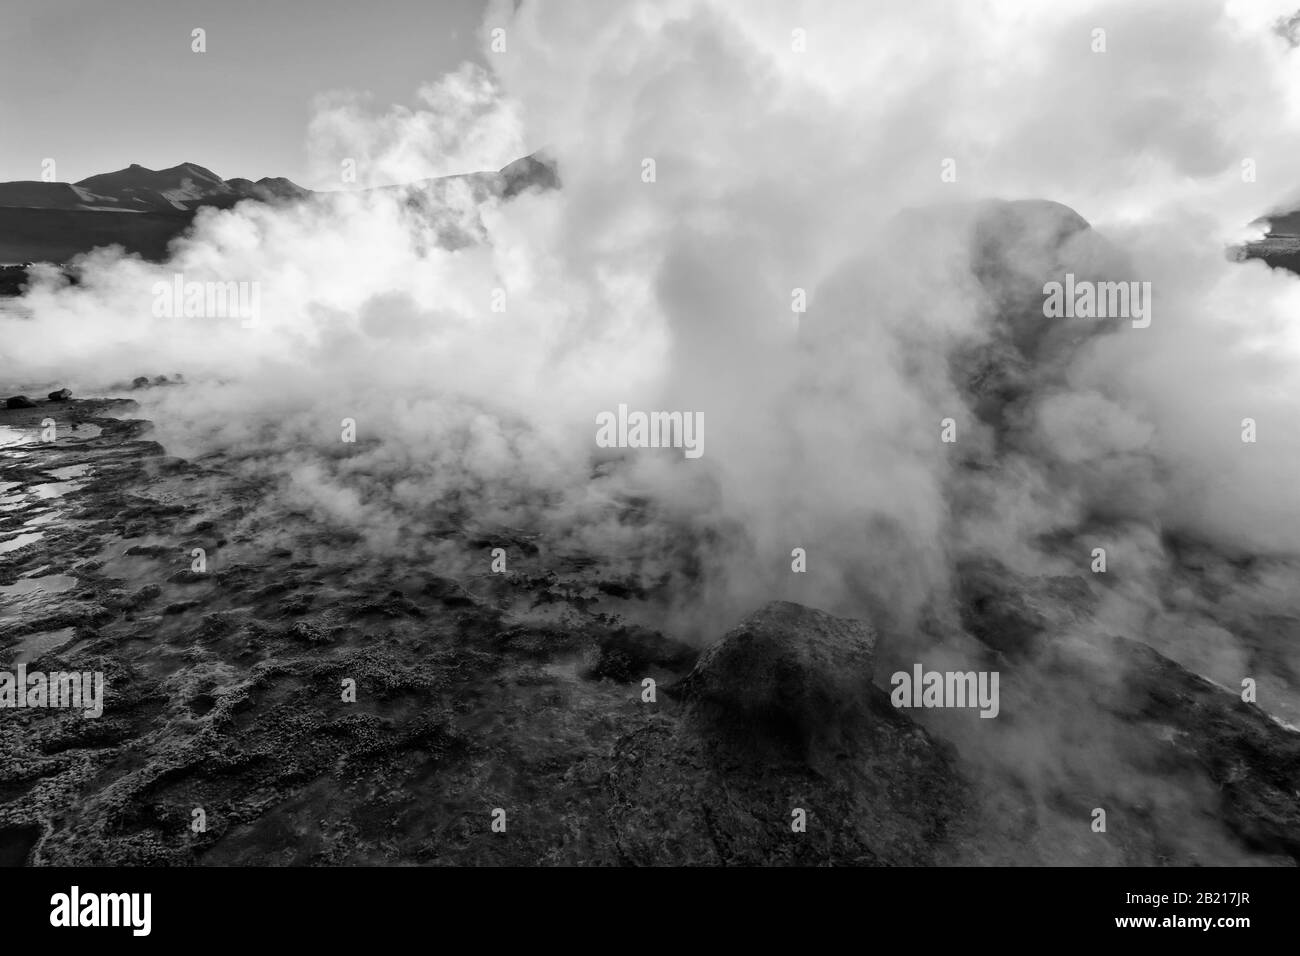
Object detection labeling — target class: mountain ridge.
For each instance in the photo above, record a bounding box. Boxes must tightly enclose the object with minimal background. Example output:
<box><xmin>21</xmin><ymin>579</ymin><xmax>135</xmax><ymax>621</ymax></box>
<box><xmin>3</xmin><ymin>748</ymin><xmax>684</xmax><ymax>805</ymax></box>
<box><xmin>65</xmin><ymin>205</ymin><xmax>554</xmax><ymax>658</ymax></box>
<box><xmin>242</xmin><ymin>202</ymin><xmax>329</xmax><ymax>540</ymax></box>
<box><xmin>0</xmin><ymin>153</ymin><xmax>558</xmax><ymax>266</ymax></box>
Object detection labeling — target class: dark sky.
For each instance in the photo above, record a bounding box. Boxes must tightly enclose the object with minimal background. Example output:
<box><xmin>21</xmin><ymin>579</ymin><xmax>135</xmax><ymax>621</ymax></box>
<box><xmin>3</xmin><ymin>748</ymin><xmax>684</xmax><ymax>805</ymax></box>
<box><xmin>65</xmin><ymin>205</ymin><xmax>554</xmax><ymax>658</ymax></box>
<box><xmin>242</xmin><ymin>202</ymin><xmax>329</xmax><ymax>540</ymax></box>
<box><xmin>0</xmin><ymin>0</ymin><xmax>490</xmax><ymax>188</ymax></box>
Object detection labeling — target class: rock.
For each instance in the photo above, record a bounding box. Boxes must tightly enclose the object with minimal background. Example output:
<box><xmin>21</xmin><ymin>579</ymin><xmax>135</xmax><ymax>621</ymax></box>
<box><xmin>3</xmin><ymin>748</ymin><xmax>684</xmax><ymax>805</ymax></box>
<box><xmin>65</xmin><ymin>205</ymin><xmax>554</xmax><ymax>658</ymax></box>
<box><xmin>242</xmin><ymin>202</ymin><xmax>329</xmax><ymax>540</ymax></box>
<box><xmin>288</xmin><ymin>621</ymin><xmax>331</xmax><ymax>645</ymax></box>
<box><xmin>168</xmin><ymin>569</ymin><xmax>207</xmax><ymax>585</ymax></box>
<box><xmin>130</xmin><ymin>584</ymin><xmax>162</xmax><ymax>607</ymax></box>
<box><xmin>587</xmin><ymin>624</ymin><xmax>697</xmax><ymax>682</ymax></box>
<box><xmin>609</xmin><ymin>602</ymin><xmax>969</xmax><ymax>863</ymax></box>
<box><xmin>676</xmin><ymin>600</ymin><xmax>878</xmax><ymax>747</ymax></box>
<box><xmin>131</xmin><ymin>376</ymin><xmax>150</xmax><ymax>389</ymax></box>
<box><xmin>1052</xmin><ymin>634</ymin><xmax>1300</xmax><ymax>863</ymax></box>
<box><xmin>5</xmin><ymin>395</ymin><xmax>36</xmax><ymax>409</ymax></box>
<box><xmin>957</xmin><ymin>556</ymin><xmax>1095</xmax><ymax>657</ymax></box>
<box><xmin>421</xmin><ymin>576</ymin><xmax>477</xmax><ymax>607</ymax></box>
<box><xmin>279</xmin><ymin>594</ymin><xmax>313</xmax><ymax>615</ymax></box>
<box><xmin>47</xmin><ymin>388</ymin><xmax>72</xmax><ymax>401</ymax></box>
<box><xmin>123</xmin><ymin>544</ymin><xmax>172</xmax><ymax>558</ymax></box>
<box><xmin>355</xmin><ymin>589</ymin><xmax>424</xmax><ymax>618</ymax></box>
<box><xmin>601</xmin><ymin>711</ymin><xmax>965</xmax><ymax>865</ymax></box>
<box><xmin>805</xmin><ymin>199</ymin><xmax>1130</xmax><ymax>450</ymax></box>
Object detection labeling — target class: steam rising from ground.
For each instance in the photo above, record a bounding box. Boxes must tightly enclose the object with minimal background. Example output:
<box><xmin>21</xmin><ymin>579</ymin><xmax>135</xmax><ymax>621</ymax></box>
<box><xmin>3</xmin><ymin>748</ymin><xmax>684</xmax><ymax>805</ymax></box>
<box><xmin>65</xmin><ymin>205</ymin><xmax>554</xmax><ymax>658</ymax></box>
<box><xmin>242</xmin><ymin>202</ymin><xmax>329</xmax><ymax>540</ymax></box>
<box><xmin>4</xmin><ymin>0</ymin><xmax>1300</xmax><ymax>697</ymax></box>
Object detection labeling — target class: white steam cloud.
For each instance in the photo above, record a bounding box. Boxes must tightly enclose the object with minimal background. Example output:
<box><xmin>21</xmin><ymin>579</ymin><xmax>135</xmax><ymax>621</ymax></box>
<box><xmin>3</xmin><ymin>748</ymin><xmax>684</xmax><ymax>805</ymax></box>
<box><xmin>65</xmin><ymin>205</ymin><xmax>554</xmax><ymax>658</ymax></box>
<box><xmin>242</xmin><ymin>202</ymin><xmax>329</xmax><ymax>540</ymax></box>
<box><xmin>3</xmin><ymin>0</ymin><xmax>1300</xmax><ymax>671</ymax></box>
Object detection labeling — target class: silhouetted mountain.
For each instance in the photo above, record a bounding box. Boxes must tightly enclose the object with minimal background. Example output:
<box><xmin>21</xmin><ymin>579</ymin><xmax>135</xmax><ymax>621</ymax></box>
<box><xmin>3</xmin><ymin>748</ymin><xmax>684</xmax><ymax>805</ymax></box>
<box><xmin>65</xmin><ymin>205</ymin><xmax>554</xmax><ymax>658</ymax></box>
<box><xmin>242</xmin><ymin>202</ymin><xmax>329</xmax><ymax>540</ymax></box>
<box><xmin>225</xmin><ymin>176</ymin><xmax>313</xmax><ymax>205</ymax></box>
<box><xmin>75</xmin><ymin>162</ymin><xmax>235</xmax><ymax>212</ymax></box>
<box><xmin>0</xmin><ymin>154</ymin><xmax>557</xmax><ymax>266</ymax></box>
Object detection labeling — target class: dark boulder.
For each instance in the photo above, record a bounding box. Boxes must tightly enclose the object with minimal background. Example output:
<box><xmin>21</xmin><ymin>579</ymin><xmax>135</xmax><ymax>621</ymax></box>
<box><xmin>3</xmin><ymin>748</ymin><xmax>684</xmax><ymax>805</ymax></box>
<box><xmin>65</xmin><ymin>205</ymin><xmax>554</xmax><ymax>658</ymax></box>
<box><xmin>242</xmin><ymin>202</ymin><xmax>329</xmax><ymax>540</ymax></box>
<box><xmin>605</xmin><ymin>602</ymin><xmax>968</xmax><ymax>864</ymax></box>
<box><xmin>1057</xmin><ymin>634</ymin><xmax>1300</xmax><ymax>863</ymax></box>
<box><xmin>960</xmin><ymin>199</ymin><xmax>1134</xmax><ymax>440</ymax></box>
<box><xmin>5</xmin><ymin>395</ymin><xmax>36</xmax><ymax>409</ymax></box>
<box><xmin>676</xmin><ymin>600</ymin><xmax>878</xmax><ymax>748</ymax></box>
<box><xmin>956</xmin><ymin>556</ymin><xmax>1096</xmax><ymax>657</ymax></box>
<box><xmin>47</xmin><ymin>388</ymin><xmax>71</xmax><ymax>401</ymax></box>
<box><xmin>805</xmin><ymin>198</ymin><xmax>1132</xmax><ymax>449</ymax></box>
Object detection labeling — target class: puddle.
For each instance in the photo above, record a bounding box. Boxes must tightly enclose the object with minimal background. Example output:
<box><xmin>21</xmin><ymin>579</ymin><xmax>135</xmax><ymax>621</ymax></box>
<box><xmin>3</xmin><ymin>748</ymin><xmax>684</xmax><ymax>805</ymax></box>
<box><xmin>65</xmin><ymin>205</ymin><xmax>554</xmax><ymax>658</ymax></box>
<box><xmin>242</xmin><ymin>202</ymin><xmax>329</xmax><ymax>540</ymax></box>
<box><xmin>0</xmin><ymin>426</ymin><xmax>35</xmax><ymax>448</ymax></box>
<box><xmin>45</xmin><ymin>464</ymin><xmax>91</xmax><ymax>481</ymax></box>
<box><xmin>0</xmin><ymin>574</ymin><xmax>76</xmax><ymax>598</ymax></box>
<box><xmin>23</xmin><ymin>512</ymin><xmax>56</xmax><ymax>526</ymax></box>
<box><xmin>0</xmin><ymin>494</ymin><xmax>23</xmax><ymax>507</ymax></box>
<box><xmin>0</xmin><ymin>531</ymin><xmax>43</xmax><ymax>554</ymax></box>
<box><xmin>29</xmin><ymin>481</ymin><xmax>86</xmax><ymax>500</ymax></box>
<box><xmin>12</xmin><ymin>627</ymin><xmax>76</xmax><ymax>664</ymax></box>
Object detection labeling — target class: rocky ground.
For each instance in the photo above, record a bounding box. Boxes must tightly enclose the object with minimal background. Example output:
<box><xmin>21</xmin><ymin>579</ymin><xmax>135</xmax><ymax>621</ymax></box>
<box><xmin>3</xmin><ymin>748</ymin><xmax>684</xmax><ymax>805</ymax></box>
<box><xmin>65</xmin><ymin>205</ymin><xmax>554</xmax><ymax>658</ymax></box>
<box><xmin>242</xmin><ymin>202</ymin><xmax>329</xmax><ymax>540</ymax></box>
<box><xmin>0</xmin><ymin>395</ymin><xmax>960</xmax><ymax>865</ymax></box>
<box><xmin>1236</xmin><ymin>235</ymin><xmax>1300</xmax><ymax>276</ymax></box>
<box><xmin>1</xmin><ymin>393</ymin><xmax>1297</xmax><ymax>866</ymax></box>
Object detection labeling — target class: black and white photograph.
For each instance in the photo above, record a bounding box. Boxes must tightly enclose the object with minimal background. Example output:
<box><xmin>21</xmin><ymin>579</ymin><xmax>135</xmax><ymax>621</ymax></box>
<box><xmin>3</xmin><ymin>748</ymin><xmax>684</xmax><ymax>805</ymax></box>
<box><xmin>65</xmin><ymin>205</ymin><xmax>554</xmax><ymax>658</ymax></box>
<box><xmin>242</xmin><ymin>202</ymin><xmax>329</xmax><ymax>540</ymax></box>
<box><xmin>0</xmin><ymin>0</ymin><xmax>1297</xmax><ymax>935</ymax></box>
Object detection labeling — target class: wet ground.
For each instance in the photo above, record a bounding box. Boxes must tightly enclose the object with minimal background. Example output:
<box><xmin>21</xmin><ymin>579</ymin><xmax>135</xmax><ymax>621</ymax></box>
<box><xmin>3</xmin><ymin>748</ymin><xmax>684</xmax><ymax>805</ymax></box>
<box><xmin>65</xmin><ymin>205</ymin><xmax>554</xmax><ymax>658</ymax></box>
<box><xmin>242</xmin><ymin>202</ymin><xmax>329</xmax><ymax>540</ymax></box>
<box><xmin>1</xmin><ymin>397</ymin><xmax>1297</xmax><ymax>866</ymax></box>
<box><xmin>0</xmin><ymin>397</ymin><xmax>967</xmax><ymax>865</ymax></box>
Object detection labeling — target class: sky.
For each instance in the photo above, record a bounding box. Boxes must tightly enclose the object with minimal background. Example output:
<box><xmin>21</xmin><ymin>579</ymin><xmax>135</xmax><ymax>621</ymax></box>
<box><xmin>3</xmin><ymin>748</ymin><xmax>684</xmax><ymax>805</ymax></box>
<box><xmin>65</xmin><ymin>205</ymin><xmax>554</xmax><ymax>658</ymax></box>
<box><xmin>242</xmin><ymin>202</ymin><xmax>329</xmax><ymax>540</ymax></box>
<box><xmin>0</xmin><ymin>0</ymin><xmax>491</xmax><ymax>188</ymax></box>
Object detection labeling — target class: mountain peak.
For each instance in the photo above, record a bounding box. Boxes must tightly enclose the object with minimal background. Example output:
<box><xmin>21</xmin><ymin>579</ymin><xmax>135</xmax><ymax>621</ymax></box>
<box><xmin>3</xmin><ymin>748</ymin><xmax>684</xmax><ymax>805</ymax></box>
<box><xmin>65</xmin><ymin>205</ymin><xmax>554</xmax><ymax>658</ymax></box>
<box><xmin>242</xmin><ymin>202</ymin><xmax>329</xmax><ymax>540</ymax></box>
<box><xmin>169</xmin><ymin>161</ymin><xmax>222</xmax><ymax>179</ymax></box>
